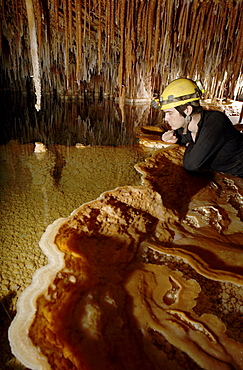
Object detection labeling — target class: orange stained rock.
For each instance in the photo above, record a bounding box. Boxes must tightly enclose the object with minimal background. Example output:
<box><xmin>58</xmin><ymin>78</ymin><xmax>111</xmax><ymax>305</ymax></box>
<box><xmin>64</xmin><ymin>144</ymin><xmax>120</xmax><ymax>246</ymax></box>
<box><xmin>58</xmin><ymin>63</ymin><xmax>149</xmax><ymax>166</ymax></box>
<box><xmin>125</xmin><ymin>264</ymin><xmax>243</xmax><ymax>370</ymax></box>
<box><xmin>8</xmin><ymin>147</ymin><xmax>243</xmax><ymax>370</ymax></box>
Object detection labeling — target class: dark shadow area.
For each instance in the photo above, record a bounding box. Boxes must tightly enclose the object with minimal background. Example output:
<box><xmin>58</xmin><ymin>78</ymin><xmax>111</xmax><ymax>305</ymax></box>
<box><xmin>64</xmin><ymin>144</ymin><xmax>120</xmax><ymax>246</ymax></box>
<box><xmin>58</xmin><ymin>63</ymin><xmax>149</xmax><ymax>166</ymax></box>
<box><xmin>28</xmin><ymin>235</ymin><xmax>161</xmax><ymax>369</ymax></box>
<box><xmin>169</xmin><ymin>243</ymin><xmax>243</xmax><ymax>276</ymax></box>
<box><xmin>0</xmin><ymin>292</ymin><xmax>29</xmax><ymax>369</ymax></box>
<box><xmin>141</xmin><ymin>157</ymin><xmax>215</xmax><ymax>220</ymax></box>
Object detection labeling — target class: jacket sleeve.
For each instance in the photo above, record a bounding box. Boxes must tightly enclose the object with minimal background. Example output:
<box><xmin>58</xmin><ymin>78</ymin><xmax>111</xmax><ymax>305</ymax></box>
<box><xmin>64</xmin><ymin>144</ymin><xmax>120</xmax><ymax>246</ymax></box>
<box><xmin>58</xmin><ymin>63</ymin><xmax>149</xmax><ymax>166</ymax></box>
<box><xmin>183</xmin><ymin>117</ymin><xmax>225</xmax><ymax>172</ymax></box>
<box><xmin>176</xmin><ymin>129</ymin><xmax>192</xmax><ymax>146</ymax></box>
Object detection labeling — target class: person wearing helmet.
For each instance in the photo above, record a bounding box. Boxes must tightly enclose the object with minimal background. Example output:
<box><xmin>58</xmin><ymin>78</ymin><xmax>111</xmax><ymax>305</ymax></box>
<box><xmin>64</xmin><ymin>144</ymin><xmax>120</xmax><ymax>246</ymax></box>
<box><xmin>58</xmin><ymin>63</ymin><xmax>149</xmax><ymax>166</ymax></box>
<box><xmin>152</xmin><ymin>78</ymin><xmax>243</xmax><ymax>177</ymax></box>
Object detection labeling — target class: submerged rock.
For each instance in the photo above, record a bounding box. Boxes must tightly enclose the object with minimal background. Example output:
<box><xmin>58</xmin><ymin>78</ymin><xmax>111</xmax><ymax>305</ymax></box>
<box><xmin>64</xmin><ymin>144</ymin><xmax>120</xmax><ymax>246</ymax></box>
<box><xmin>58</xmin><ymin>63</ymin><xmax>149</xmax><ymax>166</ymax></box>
<box><xmin>8</xmin><ymin>146</ymin><xmax>243</xmax><ymax>370</ymax></box>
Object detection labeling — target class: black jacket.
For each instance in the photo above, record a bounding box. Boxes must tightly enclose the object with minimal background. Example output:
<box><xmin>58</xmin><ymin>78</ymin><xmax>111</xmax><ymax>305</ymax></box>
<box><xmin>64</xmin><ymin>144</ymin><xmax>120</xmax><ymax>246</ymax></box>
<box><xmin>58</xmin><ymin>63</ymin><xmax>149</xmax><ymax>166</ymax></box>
<box><xmin>176</xmin><ymin>110</ymin><xmax>243</xmax><ymax>177</ymax></box>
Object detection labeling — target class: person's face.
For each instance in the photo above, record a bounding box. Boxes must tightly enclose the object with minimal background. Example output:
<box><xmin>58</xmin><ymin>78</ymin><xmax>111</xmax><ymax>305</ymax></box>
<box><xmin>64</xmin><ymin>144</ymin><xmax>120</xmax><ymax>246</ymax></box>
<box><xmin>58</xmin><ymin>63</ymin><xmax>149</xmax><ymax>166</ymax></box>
<box><xmin>163</xmin><ymin>108</ymin><xmax>186</xmax><ymax>130</ymax></box>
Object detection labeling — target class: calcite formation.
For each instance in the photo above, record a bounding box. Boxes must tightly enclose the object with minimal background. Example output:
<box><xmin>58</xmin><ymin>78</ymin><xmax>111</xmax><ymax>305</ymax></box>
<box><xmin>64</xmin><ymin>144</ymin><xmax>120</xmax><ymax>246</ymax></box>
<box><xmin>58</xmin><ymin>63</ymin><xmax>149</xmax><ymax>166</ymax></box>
<box><xmin>1</xmin><ymin>1</ymin><xmax>243</xmax><ymax>101</ymax></box>
<box><xmin>34</xmin><ymin>142</ymin><xmax>47</xmax><ymax>153</ymax></box>
<box><xmin>8</xmin><ymin>146</ymin><xmax>243</xmax><ymax>369</ymax></box>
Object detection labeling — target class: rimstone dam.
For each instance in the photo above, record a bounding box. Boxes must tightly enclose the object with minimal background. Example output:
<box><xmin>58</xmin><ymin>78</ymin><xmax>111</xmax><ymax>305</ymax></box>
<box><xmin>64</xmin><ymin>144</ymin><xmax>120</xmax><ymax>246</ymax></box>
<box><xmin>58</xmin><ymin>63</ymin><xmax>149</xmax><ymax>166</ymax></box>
<box><xmin>1</xmin><ymin>1</ymin><xmax>243</xmax><ymax>369</ymax></box>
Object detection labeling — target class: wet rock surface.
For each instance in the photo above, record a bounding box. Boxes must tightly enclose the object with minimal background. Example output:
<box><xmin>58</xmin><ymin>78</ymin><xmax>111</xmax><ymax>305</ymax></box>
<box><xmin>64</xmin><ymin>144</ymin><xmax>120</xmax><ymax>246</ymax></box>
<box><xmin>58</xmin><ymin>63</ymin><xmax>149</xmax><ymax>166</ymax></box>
<box><xmin>0</xmin><ymin>141</ymin><xmax>146</xmax><ymax>369</ymax></box>
<box><xmin>1</xmin><ymin>140</ymin><xmax>243</xmax><ymax>369</ymax></box>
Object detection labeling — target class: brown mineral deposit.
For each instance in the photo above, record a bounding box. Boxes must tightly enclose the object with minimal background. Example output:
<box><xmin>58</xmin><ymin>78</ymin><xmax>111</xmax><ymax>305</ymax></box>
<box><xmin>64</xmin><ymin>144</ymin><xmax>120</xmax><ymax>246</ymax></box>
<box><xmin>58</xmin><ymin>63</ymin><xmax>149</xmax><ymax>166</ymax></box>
<box><xmin>7</xmin><ymin>145</ymin><xmax>243</xmax><ymax>370</ymax></box>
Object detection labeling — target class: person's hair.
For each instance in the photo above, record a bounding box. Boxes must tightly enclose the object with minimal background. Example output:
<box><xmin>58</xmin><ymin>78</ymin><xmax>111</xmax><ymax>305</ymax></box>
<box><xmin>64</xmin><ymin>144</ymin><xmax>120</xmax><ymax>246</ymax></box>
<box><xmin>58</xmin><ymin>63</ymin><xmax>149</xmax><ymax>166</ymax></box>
<box><xmin>179</xmin><ymin>101</ymin><xmax>203</xmax><ymax>115</ymax></box>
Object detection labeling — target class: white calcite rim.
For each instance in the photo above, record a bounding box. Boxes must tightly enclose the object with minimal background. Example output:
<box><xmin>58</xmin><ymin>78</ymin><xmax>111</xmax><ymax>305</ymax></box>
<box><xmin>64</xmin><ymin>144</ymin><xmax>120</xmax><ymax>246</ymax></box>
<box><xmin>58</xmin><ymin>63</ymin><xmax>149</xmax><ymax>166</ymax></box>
<box><xmin>8</xmin><ymin>217</ymin><xmax>66</xmax><ymax>370</ymax></box>
<box><xmin>8</xmin><ymin>185</ymin><xmax>164</xmax><ymax>370</ymax></box>
<box><xmin>8</xmin><ymin>172</ymin><xmax>243</xmax><ymax>370</ymax></box>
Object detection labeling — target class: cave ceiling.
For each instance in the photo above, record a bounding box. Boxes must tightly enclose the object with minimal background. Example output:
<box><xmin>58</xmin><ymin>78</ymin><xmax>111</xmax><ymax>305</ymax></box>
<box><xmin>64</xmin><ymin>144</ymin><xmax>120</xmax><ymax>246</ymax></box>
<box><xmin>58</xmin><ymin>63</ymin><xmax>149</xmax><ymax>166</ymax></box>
<box><xmin>1</xmin><ymin>0</ymin><xmax>243</xmax><ymax>103</ymax></box>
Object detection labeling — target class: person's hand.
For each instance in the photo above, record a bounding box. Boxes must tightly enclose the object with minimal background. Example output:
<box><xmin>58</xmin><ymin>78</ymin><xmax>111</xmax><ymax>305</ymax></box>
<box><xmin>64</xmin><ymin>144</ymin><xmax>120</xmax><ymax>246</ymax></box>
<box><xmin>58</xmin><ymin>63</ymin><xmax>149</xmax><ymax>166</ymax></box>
<box><xmin>161</xmin><ymin>130</ymin><xmax>178</xmax><ymax>143</ymax></box>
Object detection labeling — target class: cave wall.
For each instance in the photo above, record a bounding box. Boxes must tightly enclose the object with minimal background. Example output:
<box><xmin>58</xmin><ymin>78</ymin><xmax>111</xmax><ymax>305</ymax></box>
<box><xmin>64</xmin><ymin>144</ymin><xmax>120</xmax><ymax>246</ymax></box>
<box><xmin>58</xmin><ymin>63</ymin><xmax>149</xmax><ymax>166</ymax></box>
<box><xmin>1</xmin><ymin>0</ymin><xmax>243</xmax><ymax>106</ymax></box>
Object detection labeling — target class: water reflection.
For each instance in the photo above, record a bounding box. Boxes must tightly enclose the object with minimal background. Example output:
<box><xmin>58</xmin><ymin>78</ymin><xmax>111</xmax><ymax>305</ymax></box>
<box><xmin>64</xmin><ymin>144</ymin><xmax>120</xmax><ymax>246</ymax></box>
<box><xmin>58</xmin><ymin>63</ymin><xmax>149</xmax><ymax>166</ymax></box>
<box><xmin>1</xmin><ymin>93</ymin><xmax>162</xmax><ymax>146</ymax></box>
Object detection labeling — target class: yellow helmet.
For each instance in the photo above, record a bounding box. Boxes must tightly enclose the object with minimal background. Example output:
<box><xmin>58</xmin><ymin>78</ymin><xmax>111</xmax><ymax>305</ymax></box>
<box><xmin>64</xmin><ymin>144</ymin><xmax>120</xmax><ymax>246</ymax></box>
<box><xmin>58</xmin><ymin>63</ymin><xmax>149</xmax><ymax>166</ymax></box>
<box><xmin>152</xmin><ymin>78</ymin><xmax>204</xmax><ymax>110</ymax></box>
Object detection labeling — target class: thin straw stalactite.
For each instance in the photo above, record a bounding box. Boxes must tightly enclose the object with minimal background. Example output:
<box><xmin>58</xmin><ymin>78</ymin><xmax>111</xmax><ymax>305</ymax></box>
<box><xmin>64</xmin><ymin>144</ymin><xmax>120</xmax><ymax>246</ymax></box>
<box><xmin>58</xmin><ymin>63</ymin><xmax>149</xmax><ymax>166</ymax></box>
<box><xmin>97</xmin><ymin>0</ymin><xmax>102</xmax><ymax>73</ymax></box>
<box><xmin>224</xmin><ymin>1</ymin><xmax>237</xmax><ymax>53</ymax></box>
<box><xmin>25</xmin><ymin>0</ymin><xmax>41</xmax><ymax>109</ymax></box>
<box><xmin>230</xmin><ymin>7</ymin><xmax>243</xmax><ymax>98</ymax></box>
<box><xmin>179</xmin><ymin>1</ymin><xmax>190</xmax><ymax>57</ymax></box>
<box><xmin>117</xmin><ymin>0</ymin><xmax>125</xmax><ymax>89</ymax></box>
<box><xmin>105</xmin><ymin>0</ymin><xmax>111</xmax><ymax>58</ymax></box>
<box><xmin>1</xmin><ymin>0</ymin><xmax>243</xmax><ymax>102</ymax></box>
<box><xmin>124</xmin><ymin>1</ymin><xmax>134</xmax><ymax>78</ymax></box>
<box><xmin>215</xmin><ymin>4</ymin><xmax>228</xmax><ymax>66</ymax></box>
<box><xmin>63</xmin><ymin>0</ymin><xmax>69</xmax><ymax>90</ymax></box>
<box><xmin>83</xmin><ymin>0</ymin><xmax>86</xmax><ymax>43</ymax></box>
<box><xmin>163</xmin><ymin>0</ymin><xmax>174</xmax><ymax>74</ymax></box>
<box><xmin>189</xmin><ymin>2</ymin><xmax>207</xmax><ymax>78</ymax></box>
<box><xmin>110</xmin><ymin>0</ymin><xmax>114</xmax><ymax>47</ymax></box>
<box><xmin>68</xmin><ymin>0</ymin><xmax>73</xmax><ymax>48</ymax></box>
<box><xmin>33</xmin><ymin>0</ymin><xmax>42</xmax><ymax>52</ymax></box>
<box><xmin>130</xmin><ymin>0</ymin><xmax>136</xmax><ymax>50</ymax></box>
<box><xmin>136</xmin><ymin>0</ymin><xmax>145</xmax><ymax>49</ymax></box>
<box><xmin>117</xmin><ymin>0</ymin><xmax>126</xmax><ymax>122</ymax></box>
<box><xmin>189</xmin><ymin>5</ymin><xmax>200</xmax><ymax>58</ymax></box>
<box><xmin>75</xmin><ymin>0</ymin><xmax>82</xmax><ymax>84</ymax></box>
<box><xmin>88</xmin><ymin>0</ymin><xmax>91</xmax><ymax>41</ymax></box>
<box><xmin>53</xmin><ymin>0</ymin><xmax>59</xmax><ymax>33</ymax></box>
<box><xmin>205</xmin><ymin>5</ymin><xmax>215</xmax><ymax>51</ymax></box>
<box><xmin>146</xmin><ymin>0</ymin><xmax>156</xmax><ymax>69</ymax></box>
<box><xmin>152</xmin><ymin>0</ymin><xmax>161</xmax><ymax>70</ymax></box>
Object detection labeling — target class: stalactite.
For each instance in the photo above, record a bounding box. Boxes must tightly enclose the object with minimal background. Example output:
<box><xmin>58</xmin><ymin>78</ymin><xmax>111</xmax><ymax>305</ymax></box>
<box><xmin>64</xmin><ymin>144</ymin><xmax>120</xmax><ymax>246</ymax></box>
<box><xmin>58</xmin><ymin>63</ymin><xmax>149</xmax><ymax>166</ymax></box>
<box><xmin>1</xmin><ymin>0</ymin><xmax>243</xmax><ymax>102</ymax></box>
<box><xmin>142</xmin><ymin>2</ymin><xmax>150</xmax><ymax>61</ymax></box>
<box><xmin>152</xmin><ymin>0</ymin><xmax>161</xmax><ymax>69</ymax></box>
<box><xmin>68</xmin><ymin>0</ymin><xmax>73</xmax><ymax>46</ymax></box>
<box><xmin>215</xmin><ymin>4</ymin><xmax>227</xmax><ymax>68</ymax></box>
<box><xmin>224</xmin><ymin>0</ymin><xmax>236</xmax><ymax>52</ymax></box>
<box><xmin>83</xmin><ymin>0</ymin><xmax>87</xmax><ymax>47</ymax></box>
<box><xmin>32</xmin><ymin>0</ymin><xmax>42</xmax><ymax>51</ymax></box>
<box><xmin>165</xmin><ymin>0</ymin><xmax>173</xmax><ymax>35</ymax></box>
<box><xmin>146</xmin><ymin>0</ymin><xmax>156</xmax><ymax>69</ymax></box>
<box><xmin>117</xmin><ymin>0</ymin><xmax>125</xmax><ymax>88</ymax></box>
<box><xmin>97</xmin><ymin>0</ymin><xmax>102</xmax><ymax>73</ymax></box>
<box><xmin>88</xmin><ymin>0</ymin><xmax>91</xmax><ymax>41</ymax></box>
<box><xmin>117</xmin><ymin>0</ymin><xmax>126</xmax><ymax>122</ymax></box>
<box><xmin>136</xmin><ymin>0</ymin><xmax>145</xmax><ymax>46</ymax></box>
<box><xmin>178</xmin><ymin>0</ymin><xmax>190</xmax><ymax>56</ymax></box>
<box><xmin>75</xmin><ymin>0</ymin><xmax>82</xmax><ymax>84</ymax></box>
<box><xmin>162</xmin><ymin>1</ymin><xmax>174</xmax><ymax>70</ymax></box>
<box><xmin>189</xmin><ymin>5</ymin><xmax>200</xmax><ymax>58</ymax></box>
<box><xmin>230</xmin><ymin>8</ymin><xmax>243</xmax><ymax>98</ymax></box>
<box><xmin>130</xmin><ymin>0</ymin><xmax>136</xmax><ymax>50</ymax></box>
<box><xmin>189</xmin><ymin>2</ymin><xmax>206</xmax><ymax>78</ymax></box>
<box><xmin>110</xmin><ymin>0</ymin><xmax>114</xmax><ymax>46</ymax></box>
<box><xmin>205</xmin><ymin>5</ymin><xmax>215</xmax><ymax>51</ymax></box>
<box><xmin>124</xmin><ymin>0</ymin><xmax>135</xmax><ymax>83</ymax></box>
<box><xmin>105</xmin><ymin>0</ymin><xmax>111</xmax><ymax>57</ymax></box>
<box><xmin>25</xmin><ymin>0</ymin><xmax>41</xmax><ymax>110</ymax></box>
<box><xmin>63</xmin><ymin>0</ymin><xmax>69</xmax><ymax>90</ymax></box>
<box><xmin>54</xmin><ymin>0</ymin><xmax>59</xmax><ymax>32</ymax></box>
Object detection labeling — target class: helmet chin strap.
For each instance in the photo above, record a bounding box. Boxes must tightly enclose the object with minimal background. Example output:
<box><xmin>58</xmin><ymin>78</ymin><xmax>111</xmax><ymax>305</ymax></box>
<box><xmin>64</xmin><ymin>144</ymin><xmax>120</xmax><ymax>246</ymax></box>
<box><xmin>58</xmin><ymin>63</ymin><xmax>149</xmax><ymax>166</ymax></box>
<box><xmin>175</xmin><ymin>106</ymin><xmax>192</xmax><ymax>134</ymax></box>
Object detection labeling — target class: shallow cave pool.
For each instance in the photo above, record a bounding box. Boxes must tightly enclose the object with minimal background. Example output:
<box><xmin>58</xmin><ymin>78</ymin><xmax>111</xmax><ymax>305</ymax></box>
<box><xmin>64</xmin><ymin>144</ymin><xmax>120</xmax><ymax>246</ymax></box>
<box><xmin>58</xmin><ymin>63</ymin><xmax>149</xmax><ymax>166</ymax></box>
<box><xmin>1</xmin><ymin>97</ymin><xmax>243</xmax><ymax>370</ymax></box>
<box><xmin>0</xmin><ymin>139</ymin><xmax>149</xmax><ymax>369</ymax></box>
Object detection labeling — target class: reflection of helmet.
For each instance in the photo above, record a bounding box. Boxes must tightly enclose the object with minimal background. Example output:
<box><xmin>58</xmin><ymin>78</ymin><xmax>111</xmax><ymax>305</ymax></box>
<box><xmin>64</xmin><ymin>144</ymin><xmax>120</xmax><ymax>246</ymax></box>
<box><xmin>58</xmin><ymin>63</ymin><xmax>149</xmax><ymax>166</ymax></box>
<box><xmin>153</xmin><ymin>78</ymin><xmax>204</xmax><ymax>110</ymax></box>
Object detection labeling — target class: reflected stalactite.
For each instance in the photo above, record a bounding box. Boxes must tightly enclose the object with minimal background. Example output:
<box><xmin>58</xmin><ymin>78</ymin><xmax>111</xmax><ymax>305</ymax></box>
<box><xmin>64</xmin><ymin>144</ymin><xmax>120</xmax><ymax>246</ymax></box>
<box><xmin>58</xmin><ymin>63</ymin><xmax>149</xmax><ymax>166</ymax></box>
<box><xmin>1</xmin><ymin>0</ymin><xmax>243</xmax><ymax>103</ymax></box>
